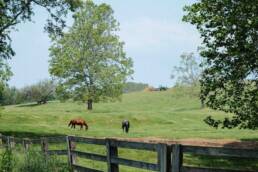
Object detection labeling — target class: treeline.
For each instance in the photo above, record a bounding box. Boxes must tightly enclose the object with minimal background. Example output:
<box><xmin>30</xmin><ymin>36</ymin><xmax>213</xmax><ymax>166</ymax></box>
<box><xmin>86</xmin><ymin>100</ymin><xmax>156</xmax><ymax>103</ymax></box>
<box><xmin>123</xmin><ymin>82</ymin><xmax>148</xmax><ymax>93</ymax></box>
<box><xmin>0</xmin><ymin>79</ymin><xmax>56</xmax><ymax>105</ymax></box>
<box><xmin>0</xmin><ymin>81</ymin><xmax>148</xmax><ymax>105</ymax></box>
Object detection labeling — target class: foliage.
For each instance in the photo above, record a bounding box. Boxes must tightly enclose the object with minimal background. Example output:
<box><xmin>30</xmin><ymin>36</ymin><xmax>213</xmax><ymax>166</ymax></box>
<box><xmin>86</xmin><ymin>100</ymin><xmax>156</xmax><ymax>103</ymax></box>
<box><xmin>0</xmin><ymin>79</ymin><xmax>56</xmax><ymax>105</ymax></box>
<box><xmin>158</xmin><ymin>85</ymin><xmax>168</xmax><ymax>91</ymax></box>
<box><xmin>20</xmin><ymin>79</ymin><xmax>56</xmax><ymax>104</ymax></box>
<box><xmin>0</xmin><ymin>0</ymin><xmax>82</xmax><ymax>97</ymax></box>
<box><xmin>183</xmin><ymin>0</ymin><xmax>258</xmax><ymax>129</ymax></box>
<box><xmin>0</xmin><ymin>86</ymin><xmax>22</xmax><ymax>105</ymax></box>
<box><xmin>123</xmin><ymin>82</ymin><xmax>148</xmax><ymax>93</ymax></box>
<box><xmin>0</xmin><ymin>0</ymin><xmax>82</xmax><ymax>60</ymax></box>
<box><xmin>49</xmin><ymin>0</ymin><xmax>133</xmax><ymax>110</ymax></box>
<box><xmin>0</xmin><ymin>149</ymin><xmax>15</xmax><ymax>172</ymax></box>
<box><xmin>171</xmin><ymin>52</ymin><xmax>201</xmax><ymax>87</ymax></box>
<box><xmin>17</xmin><ymin>150</ymin><xmax>70</xmax><ymax>172</ymax></box>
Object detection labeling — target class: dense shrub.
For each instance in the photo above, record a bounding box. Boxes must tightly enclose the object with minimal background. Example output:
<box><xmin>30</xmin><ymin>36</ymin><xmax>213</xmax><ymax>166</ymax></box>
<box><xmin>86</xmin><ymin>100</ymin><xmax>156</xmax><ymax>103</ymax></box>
<box><xmin>0</xmin><ymin>149</ymin><xmax>70</xmax><ymax>172</ymax></box>
<box><xmin>123</xmin><ymin>82</ymin><xmax>149</xmax><ymax>93</ymax></box>
<box><xmin>158</xmin><ymin>86</ymin><xmax>168</xmax><ymax>91</ymax></box>
<box><xmin>0</xmin><ymin>149</ymin><xmax>15</xmax><ymax>172</ymax></box>
<box><xmin>0</xmin><ymin>79</ymin><xmax>57</xmax><ymax>105</ymax></box>
<box><xmin>0</xmin><ymin>87</ymin><xmax>23</xmax><ymax>105</ymax></box>
<box><xmin>18</xmin><ymin>150</ymin><xmax>70</xmax><ymax>172</ymax></box>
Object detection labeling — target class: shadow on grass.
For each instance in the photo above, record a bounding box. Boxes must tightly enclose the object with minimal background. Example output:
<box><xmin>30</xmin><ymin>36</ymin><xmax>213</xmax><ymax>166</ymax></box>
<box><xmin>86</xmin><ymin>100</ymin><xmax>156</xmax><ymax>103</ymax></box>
<box><xmin>173</xmin><ymin>106</ymin><xmax>203</xmax><ymax>112</ymax></box>
<box><xmin>241</xmin><ymin>138</ymin><xmax>258</xmax><ymax>142</ymax></box>
<box><xmin>223</xmin><ymin>140</ymin><xmax>258</xmax><ymax>149</ymax></box>
<box><xmin>184</xmin><ymin>154</ymin><xmax>258</xmax><ymax>171</ymax></box>
<box><xmin>0</xmin><ymin>131</ymin><xmax>65</xmax><ymax>138</ymax></box>
<box><xmin>184</xmin><ymin>140</ymin><xmax>258</xmax><ymax>171</ymax></box>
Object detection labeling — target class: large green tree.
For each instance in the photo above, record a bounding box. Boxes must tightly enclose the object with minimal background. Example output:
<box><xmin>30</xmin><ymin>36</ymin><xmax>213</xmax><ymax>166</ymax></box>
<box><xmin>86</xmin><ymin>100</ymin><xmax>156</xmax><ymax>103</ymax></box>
<box><xmin>49</xmin><ymin>1</ymin><xmax>133</xmax><ymax>110</ymax></box>
<box><xmin>183</xmin><ymin>0</ymin><xmax>258</xmax><ymax>129</ymax></box>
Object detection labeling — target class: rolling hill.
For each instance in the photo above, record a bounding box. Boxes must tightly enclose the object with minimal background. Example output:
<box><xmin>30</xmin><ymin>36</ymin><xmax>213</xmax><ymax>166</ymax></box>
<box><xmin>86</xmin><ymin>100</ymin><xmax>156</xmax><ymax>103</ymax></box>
<box><xmin>0</xmin><ymin>87</ymin><xmax>257</xmax><ymax>140</ymax></box>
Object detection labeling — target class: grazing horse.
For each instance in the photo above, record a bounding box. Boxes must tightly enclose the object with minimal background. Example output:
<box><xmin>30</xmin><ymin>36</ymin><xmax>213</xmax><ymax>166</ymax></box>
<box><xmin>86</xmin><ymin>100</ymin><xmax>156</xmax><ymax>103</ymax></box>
<box><xmin>68</xmin><ymin>118</ymin><xmax>88</xmax><ymax>130</ymax></box>
<box><xmin>122</xmin><ymin>120</ymin><xmax>130</xmax><ymax>133</ymax></box>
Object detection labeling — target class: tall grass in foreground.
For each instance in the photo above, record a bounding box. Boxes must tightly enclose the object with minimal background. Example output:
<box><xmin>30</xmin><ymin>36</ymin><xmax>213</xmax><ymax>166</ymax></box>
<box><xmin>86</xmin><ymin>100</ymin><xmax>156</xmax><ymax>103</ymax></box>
<box><xmin>0</xmin><ymin>148</ymin><xmax>70</xmax><ymax>172</ymax></box>
<box><xmin>0</xmin><ymin>149</ymin><xmax>15</xmax><ymax>172</ymax></box>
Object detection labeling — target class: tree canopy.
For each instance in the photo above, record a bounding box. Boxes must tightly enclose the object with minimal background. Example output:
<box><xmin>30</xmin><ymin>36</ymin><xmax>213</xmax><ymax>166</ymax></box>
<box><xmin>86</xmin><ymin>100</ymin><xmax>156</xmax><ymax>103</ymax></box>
<box><xmin>49</xmin><ymin>1</ymin><xmax>133</xmax><ymax>110</ymax></box>
<box><xmin>0</xmin><ymin>0</ymin><xmax>81</xmax><ymax>90</ymax></box>
<box><xmin>183</xmin><ymin>0</ymin><xmax>258</xmax><ymax>129</ymax></box>
<box><xmin>171</xmin><ymin>52</ymin><xmax>201</xmax><ymax>87</ymax></box>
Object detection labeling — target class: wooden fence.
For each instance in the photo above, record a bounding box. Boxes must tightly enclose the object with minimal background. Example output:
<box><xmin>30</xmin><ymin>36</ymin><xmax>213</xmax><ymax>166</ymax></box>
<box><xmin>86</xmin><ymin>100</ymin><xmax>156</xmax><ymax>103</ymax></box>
<box><xmin>0</xmin><ymin>133</ymin><xmax>257</xmax><ymax>172</ymax></box>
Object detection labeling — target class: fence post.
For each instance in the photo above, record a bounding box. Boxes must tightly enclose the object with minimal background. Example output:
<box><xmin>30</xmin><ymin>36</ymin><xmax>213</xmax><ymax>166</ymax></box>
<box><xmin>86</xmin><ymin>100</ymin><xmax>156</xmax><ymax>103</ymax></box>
<box><xmin>41</xmin><ymin>138</ymin><xmax>48</xmax><ymax>156</ymax></box>
<box><xmin>167</xmin><ymin>145</ymin><xmax>172</xmax><ymax>172</ymax></box>
<box><xmin>0</xmin><ymin>133</ymin><xmax>2</xmax><ymax>146</ymax></box>
<box><xmin>10</xmin><ymin>136</ymin><xmax>15</xmax><ymax>148</ymax></box>
<box><xmin>66</xmin><ymin>136</ymin><xmax>76</xmax><ymax>168</ymax></box>
<box><xmin>106</xmin><ymin>139</ymin><xmax>119</xmax><ymax>172</ymax></box>
<box><xmin>158</xmin><ymin>143</ymin><xmax>168</xmax><ymax>172</ymax></box>
<box><xmin>7</xmin><ymin>136</ymin><xmax>10</xmax><ymax>149</ymax></box>
<box><xmin>171</xmin><ymin>144</ymin><xmax>183</xmax><ymax>172</ymax></box>
<box><xmin>23</xmin><ymin>138</ymin><xmax>30</xmax><ymax>151</ymax></box>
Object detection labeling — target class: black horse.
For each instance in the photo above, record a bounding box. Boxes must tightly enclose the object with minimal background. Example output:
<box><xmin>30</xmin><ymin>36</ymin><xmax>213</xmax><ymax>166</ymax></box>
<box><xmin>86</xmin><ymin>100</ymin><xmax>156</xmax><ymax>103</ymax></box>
<box><xmin>122</xmin><ymin>120</ymin><xmax>130</xmax><ymax>133</ymax></box>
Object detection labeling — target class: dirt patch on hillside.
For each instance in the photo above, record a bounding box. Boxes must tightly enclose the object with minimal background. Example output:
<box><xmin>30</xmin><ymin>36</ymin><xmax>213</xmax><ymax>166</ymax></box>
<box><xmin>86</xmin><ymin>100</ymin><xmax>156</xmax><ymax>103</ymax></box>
<box><xmin>109</xmin><ymin>137</ymin><xmax>258</xmax><ymax>149</ymax></box>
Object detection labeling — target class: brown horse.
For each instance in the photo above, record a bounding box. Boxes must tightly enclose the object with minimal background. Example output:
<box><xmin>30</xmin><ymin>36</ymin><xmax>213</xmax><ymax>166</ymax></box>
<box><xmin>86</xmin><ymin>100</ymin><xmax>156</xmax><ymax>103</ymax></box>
<box><xmin>68</xmin><ymin>118</ymin><xmax>88</xmax><ymax>130</ymax></box>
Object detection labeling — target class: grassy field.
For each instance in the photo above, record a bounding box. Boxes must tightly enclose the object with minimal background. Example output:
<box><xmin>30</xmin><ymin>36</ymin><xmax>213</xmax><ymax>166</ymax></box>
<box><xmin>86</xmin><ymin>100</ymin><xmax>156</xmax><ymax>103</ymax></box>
<box><xmin>0</xmin><ymin>86</ymin><xmax>257</xmax><ymax>140</ymax></box>
<box><xmin>1</xmin><ymin>87</ymin><xmax>258</xmax><ymax>171</ymax></box>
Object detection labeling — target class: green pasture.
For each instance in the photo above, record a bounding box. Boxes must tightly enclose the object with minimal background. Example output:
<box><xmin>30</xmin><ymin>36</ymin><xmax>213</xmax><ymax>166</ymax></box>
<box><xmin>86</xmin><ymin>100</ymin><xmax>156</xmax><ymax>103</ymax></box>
<box><xmin>0</xmin><ymin>87</ymin><xmax>257</xmax><ymax>140</ymax></box>
<box><xmin>0</xmin><ymin>87</ymin><xmax>258</xmax><ymax>171</ymax></box>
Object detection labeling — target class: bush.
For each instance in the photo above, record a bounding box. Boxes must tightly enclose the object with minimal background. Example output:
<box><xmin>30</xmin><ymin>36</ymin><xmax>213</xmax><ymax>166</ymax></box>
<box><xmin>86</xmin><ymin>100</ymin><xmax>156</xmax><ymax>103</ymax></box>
<box><xmin>0</xmin><ymin>79</ymin><xmax>57</xmax><ymax>105</ymax></box>
<box><xmin>158</xmin><ymin>86</ymin><xmax>168</xmax><ymax>91</ymax></box>
<box><xmin>17</xmin><ymin>150</ymin><xmax>70</xmax><ymax>172</ymax></box>
<box><xmin>0</xmin><ymin>149</ymin><xmax>15</xmax><ymax>172</ymax></box>
<box><xmin>123</xmin><ymin>82</ymin><xmax>149</xmax><ymax>93</ymax></box>
<box><xmin>0</xmin><ymin>149</ymin><xmax>70</xmax><ymax>172</ymax></box>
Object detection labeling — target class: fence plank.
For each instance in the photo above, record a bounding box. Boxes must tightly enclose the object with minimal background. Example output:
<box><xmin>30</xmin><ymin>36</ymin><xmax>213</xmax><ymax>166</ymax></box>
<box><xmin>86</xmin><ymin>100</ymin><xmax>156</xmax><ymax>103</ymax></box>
<box><xmin>71</xmin><ymin>150</ymin><xmax>106</xmax><ymax>162</ymax></box>
<box><xmin>109</xmin><ymin>139</ymin><xmax>157</xmax><ymax>151</ymax></box>
<box><xmin>111</xmin><ymin>157</ymin><xmax>158</xmax><ymax>171</ymax></box>
<box><xmin>48</xmin><ymin>150</ymin><xmax>67</xmax><ymax>156</ymax></box>
<box><xmin>47</xmin><ymin>136</ymin><xmax>66</xmax><ymax>143</ymax></box>
<box><xmin>181</xmin><ymin>166</ymin><xmax>255</xmax><ymax>172</ymax></box>
<box><xmin>72</xmin><ymin>164</ymin><xmax>103</xmax><ymax>172</ymax></box>
<box><xmin>171</xmin><ymin>144</ymin><xmax>183</xmax><ymax>172</ymax></box>
<box><xmin>69</xmin><ymin>136</ymin><xmax>106</xmax><ymax>145</ymax></box>
<box><xmin>106</xmin><ymin>139</ymin><xmax>119</xmax><ymax>172</ymax></box>
<box><xmin>182</xmin><ymin>145</ymin><xmax>258</xmax><ymax>159</ymax></box>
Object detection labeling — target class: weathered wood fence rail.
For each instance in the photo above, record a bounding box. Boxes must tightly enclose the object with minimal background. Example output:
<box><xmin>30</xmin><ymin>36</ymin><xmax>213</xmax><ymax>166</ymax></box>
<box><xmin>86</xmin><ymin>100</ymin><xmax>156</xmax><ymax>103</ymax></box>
<box><xmin>0</xmin><ymin>133</ymin><xmax>257</xmax><ymax>172</ymax></box>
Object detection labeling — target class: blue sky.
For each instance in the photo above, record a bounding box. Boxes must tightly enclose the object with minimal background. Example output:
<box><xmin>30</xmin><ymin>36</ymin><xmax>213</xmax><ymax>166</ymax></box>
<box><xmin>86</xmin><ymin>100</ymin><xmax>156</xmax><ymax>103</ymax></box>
<box><xmin>9</xmin><ymin>0</ymin><xmax>201</xmax><ymax>88</ymax></box>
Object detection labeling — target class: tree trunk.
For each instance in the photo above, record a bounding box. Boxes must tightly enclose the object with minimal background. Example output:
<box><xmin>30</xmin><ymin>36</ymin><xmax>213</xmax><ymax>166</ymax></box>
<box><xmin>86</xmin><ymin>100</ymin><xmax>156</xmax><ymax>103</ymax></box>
<box><xmin>201</xmin><ymin>100</ymin><xmax>205</xmax><ymax>109</ymax></box>
<box><xmin>87</xmin><ymin>99</ymin><xmax>93</xmax><ymax>110</ymax></box>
